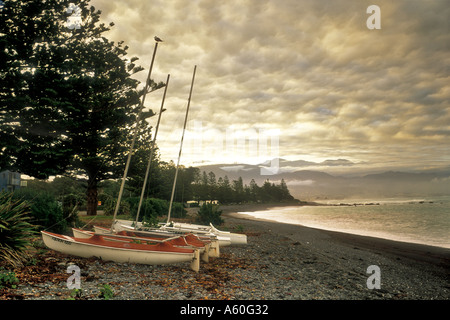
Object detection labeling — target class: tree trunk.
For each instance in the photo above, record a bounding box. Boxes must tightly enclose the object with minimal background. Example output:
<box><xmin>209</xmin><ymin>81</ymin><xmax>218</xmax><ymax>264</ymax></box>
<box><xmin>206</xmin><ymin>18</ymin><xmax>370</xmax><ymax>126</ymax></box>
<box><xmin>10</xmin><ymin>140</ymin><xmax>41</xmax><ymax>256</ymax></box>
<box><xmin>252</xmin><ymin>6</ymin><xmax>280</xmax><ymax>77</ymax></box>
<box><xmin>86</xmin><ymin>179</ymin><xmax>98</xmax><ymax>216</ymax></box>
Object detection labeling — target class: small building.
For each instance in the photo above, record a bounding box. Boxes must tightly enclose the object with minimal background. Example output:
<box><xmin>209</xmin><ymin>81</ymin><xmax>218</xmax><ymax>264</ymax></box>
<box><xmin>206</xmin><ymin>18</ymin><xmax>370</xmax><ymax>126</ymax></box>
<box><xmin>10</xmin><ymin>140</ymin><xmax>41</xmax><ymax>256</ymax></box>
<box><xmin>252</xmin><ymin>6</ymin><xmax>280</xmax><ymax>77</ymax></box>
<box><xmin>185</xmin><ymin>200</ymin><xmax>220</xmax><ymax>207</ymax></box>
<box><xmin>199</xmin><ymin>200</ymin><xmax>219</xmax><ymax>206</ymax></box>
<box><xmin>186</xmin><ymin>200</ymin><xmax>199</xmax><ymax>207</ymax></box>
<box><xmin>0</xmin><ymin>170</ymin><xmax>22</xmax><ymax>192</ymax></box>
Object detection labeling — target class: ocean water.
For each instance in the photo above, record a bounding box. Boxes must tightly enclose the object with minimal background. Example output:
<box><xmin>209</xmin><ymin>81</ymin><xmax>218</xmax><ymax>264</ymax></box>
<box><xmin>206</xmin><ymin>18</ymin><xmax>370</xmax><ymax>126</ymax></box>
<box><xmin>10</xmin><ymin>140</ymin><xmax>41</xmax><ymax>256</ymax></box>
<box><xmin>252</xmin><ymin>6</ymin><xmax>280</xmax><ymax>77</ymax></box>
<box><xmin>239</xmin><ymin>196</ymin><xmax>450</xmax><ymax>249</ymax></box>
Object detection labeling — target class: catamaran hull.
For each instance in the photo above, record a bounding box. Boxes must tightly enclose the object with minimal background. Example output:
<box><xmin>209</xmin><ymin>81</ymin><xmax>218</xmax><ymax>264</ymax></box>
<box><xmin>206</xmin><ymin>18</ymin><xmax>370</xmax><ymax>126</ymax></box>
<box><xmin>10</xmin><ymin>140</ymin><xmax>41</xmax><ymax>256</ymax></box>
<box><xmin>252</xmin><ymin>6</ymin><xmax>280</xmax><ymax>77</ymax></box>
<box><xmin>41</xmin><ymin>231</ymin><xmax>200</xmax><ymax>272</ymax></box>
<box><xmin>115</xmin><ymin>219</ymin><xmax>235</xmax><ymax>247</ymax></box>
<box><xmin>169</xmin><ymin>222</ymin><xmax>248</xmax><ymax>246</ymax></box>
<box><xmin>72</xmin><ymin>227</ymin><xmax>210</xmax><ymax>263</ymax></box>
<box><xmin>161</xmin><ymin>225</ymin><xmax>234</xmax><ymax>247</ymax></box>
<box><xmin>211</xmin><ymin>225</ymin><xmax>247</xmax><ymax>246</ymax></box>
<box><xmin>112</xmin><ymin>221</ymin><xmax>223</xmax><ymax>256</ymax></box>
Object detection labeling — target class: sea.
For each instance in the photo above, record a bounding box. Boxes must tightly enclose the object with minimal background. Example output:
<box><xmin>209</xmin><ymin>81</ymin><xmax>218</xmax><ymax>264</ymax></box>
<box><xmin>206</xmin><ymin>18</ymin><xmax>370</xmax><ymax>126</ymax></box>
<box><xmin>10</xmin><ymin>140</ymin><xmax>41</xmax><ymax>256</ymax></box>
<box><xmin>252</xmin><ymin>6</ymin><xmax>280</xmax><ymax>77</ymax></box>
<box><xmin>238</xmin><ymin>196</ymin><xmax>450</xmax><ymax>249</ymax></box>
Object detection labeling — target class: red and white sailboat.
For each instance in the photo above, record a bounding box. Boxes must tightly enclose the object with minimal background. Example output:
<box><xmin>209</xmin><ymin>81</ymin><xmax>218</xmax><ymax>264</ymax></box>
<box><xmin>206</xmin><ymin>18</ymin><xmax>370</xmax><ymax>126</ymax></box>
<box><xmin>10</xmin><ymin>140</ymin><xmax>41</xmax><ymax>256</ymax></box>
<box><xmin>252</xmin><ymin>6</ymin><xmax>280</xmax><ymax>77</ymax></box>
<box><xmin>72</xmin><ymin>226</ymin><xmax>213</xmax><ymax>262</ymax></box>
<box><xmin>41</xmin><ymin>230</ymin><xmax>200</xmax><ymax>271</ymax></box>
<box><xmin>41</xmin><ymin>46</ymin><xmax>203</xmax><ymax>271</ymax></box>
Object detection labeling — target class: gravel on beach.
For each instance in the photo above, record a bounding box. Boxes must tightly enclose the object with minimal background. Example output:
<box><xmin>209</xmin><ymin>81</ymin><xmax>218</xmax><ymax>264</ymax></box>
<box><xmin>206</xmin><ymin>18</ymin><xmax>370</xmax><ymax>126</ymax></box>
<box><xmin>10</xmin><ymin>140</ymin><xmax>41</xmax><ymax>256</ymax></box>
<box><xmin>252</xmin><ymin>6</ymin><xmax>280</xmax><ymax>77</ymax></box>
<box><xmin>1</xmin><ymin>204</ymin><xmax>449</xmax><ymax>301</ymax></box>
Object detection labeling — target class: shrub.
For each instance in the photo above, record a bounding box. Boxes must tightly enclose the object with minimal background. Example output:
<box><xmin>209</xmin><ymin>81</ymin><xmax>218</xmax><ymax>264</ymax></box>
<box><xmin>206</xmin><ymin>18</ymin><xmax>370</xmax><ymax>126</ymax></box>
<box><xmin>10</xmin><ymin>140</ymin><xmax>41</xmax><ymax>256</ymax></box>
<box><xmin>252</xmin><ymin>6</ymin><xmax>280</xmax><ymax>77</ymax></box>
<box><xmin>0</xmin><ymin>268</ymin><xmax>19</xmax><ymax>289</ymax></box>
<box><xmin>100</xmin><ymin>193</ymin><xmax>130</xmax><ymax>216</ymax></box>
<box><xmin>126</xmin><ymin>197</ymin><xmax>156</xmax><ymax>222</ymax></box>
<box><xmin>67</xmin><ymin>288</ymin><xmax>83</xmax><ymax>300</ymax></box>
<box><xmin>13</xmin><ymin>189</ymin><xmax>65</xmax><ymax>233</ymax></box>
<box><xmin>149</xmin><ymin>198</ymin><xmax>168</xmax><ymax>216</ymax></box>
<box><xmin>62</xmin><ymin>202</ymin><xmax>81</xmax><ymax>229</ymax></box>
<box><xmin>138</xmin><ymin>200</ymin><xmax>157</xmax><ymax>223</ymax></box>
<box><xmin>0</xmin><ymin>192</ymin><xmax>36</xmax><ymax>267</ymax></box>
<box><xmin>169</xmin><ymin>202</ymin><xmax>187</xmax><ymax>219</ymax></box>
<box><xmin>98</xmin><ymin>284</ymin><xmax>114</xmax><ymax>300</ymax></box>
<box><xmin>141</xmin><ymin>214</ymin><xmax>159</xmax><ymax>228</ymax></box>
<box><xmin>196</xmin><ymin>203</ymin><xmax>224</xmax><ymax>226</ymax></box>
<box><xmin>127</xmin><ymin>197</ymin><xmax>186</xmax><ymax>222</ymax></box>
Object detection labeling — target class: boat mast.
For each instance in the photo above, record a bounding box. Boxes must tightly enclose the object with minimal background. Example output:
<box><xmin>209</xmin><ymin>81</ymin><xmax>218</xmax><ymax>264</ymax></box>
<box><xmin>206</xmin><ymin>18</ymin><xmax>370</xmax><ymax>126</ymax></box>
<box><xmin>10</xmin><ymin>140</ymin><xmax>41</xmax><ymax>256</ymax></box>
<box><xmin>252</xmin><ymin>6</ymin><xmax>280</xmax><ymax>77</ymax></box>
<box><xmin>135</xmin><ymin>74</ymin><xmax>170</xmax><ymax>226</ymax></box>
<box><xmin>111</xmin><ymin>41</ymin><xmax>160</xmax><ymax>232</ymax></box>
<box><xmin>167</xmin><ymin>65</ymin><xmax>197</xmax><ymax>224</ymax></box>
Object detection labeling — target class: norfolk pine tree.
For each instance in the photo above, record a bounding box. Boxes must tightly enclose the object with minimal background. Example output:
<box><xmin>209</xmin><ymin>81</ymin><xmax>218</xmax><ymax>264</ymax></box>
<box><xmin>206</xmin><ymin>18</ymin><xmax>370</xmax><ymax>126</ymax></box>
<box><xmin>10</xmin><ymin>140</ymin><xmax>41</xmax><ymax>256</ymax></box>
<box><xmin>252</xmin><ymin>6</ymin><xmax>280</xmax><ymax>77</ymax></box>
<box><xmin>0</xmin><ymin>0</ymin><xmax>163</xmax><ymax>215</ymax></box>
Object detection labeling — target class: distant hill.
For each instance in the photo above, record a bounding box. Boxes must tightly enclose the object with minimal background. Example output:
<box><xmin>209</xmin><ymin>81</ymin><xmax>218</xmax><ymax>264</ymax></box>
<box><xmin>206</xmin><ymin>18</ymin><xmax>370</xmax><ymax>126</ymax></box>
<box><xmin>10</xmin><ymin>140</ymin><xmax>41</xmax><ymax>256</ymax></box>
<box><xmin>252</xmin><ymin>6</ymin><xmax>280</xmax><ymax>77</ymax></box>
<box><xmin>194</xmin><ymin>159</ymin><xmax>450</xmax><ymax>200</ymax></box>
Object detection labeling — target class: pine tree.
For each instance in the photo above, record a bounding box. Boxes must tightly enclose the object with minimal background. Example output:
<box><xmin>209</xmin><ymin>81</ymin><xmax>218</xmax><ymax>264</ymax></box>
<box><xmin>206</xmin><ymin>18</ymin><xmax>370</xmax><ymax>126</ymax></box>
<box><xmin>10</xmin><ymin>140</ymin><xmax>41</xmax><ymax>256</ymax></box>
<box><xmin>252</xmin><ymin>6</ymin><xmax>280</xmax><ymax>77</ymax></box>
<box><xmin>232</xmin><ymin>177</ymin><xmax>244</xmax><ymax>203</ymax></box>
<box><xmin>0</xmin><ymin>0</ymin><xmax>163</xmax><ymax>215</ymax></box>
<box><xmin>1</xmin><ymin>0</ymin><xmax>78</xmax><ymax>177</ymax></box>
<box><xmin>279</xmin><ymin>178</ymin><xmax>294</xmax><ymax>201</ymax></box>
<box><xmin>208</xmin><ymin>171</ymin><xmax>217</xmax><ymax>200</ymax></box>
<box><xmin>249</xmin><ymin>178</ymin><xmax>259</xmax><ymax>202</ymax></box>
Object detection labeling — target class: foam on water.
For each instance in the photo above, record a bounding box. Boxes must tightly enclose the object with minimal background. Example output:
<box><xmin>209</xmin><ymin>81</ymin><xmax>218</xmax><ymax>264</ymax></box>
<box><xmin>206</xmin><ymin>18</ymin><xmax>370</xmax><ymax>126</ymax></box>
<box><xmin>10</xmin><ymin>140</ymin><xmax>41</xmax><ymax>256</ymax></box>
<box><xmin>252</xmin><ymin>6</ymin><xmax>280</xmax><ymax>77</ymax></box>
<box><xmin>239</xmin><ymin>196</ymin><xmax>450</xmax><ymax>249</ymax></box>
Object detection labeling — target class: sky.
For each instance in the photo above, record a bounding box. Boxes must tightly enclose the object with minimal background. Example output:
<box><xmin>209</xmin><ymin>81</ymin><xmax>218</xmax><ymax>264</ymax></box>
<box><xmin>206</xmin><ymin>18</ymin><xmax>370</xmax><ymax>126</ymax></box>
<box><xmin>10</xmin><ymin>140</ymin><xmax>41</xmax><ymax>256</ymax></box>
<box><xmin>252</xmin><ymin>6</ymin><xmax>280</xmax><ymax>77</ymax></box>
<box><xmin>88</xmin><ymin>0</ymin><xmax>450</xmax><ymax>174</ymax></box>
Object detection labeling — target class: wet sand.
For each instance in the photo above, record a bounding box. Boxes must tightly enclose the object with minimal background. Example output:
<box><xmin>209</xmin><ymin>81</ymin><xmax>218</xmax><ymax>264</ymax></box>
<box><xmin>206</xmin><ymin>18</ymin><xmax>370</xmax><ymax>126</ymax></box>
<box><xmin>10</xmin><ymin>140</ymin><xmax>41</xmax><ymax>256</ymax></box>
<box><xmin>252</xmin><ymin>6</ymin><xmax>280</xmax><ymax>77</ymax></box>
<box><xmin>221</xmin><ymin>203</ymin><xmax>450</xmax><ymax>267</ymax></box>
<box><xmin>220</xmin><ymin>203</ymin><xmax>450</xmax><ymax>299</ymax></box>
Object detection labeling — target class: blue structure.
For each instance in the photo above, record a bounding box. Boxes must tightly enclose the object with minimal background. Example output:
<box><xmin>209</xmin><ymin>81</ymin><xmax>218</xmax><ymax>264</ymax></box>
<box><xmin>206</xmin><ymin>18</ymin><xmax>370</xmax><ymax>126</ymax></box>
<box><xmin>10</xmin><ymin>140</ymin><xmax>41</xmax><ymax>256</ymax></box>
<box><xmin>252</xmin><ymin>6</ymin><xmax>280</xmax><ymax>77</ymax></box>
<box><xmin>0</xmin><ymin>170</ymin><xmax>22</xmax><ymax>192</ymax></box>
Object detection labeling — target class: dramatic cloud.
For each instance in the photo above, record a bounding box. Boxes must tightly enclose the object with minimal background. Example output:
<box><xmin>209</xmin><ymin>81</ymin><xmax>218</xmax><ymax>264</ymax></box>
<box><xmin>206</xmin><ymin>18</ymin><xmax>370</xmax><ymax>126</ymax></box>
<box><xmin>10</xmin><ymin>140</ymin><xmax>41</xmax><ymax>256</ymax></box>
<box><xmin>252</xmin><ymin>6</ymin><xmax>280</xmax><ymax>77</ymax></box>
<box><xmin>89</xmin><ymin>0</ymin><xmax>450</xmax><ymax>172</ymax></box>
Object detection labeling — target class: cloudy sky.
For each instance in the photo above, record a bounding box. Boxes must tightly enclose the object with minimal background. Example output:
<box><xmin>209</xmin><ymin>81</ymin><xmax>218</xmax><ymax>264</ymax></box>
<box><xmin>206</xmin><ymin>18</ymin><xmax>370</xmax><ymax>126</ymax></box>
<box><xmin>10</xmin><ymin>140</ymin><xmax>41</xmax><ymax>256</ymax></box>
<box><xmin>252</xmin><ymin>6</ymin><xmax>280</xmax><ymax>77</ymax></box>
<box><xmin>89</xmin><ymin>0</ymin><xmax>449</xmax><ymax>174</ymax></box>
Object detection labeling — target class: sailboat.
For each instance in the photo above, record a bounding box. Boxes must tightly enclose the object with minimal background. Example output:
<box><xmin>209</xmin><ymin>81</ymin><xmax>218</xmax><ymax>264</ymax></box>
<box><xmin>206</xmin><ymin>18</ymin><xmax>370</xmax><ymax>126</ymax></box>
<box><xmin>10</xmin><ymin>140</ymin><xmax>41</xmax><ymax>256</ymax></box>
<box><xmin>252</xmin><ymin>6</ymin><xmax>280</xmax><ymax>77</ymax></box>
<box><xmin>114</xmin><ymin>219</ymin><xmax>244</xmax><ymax>246</ymax></box>
<box><xmin>162</xmin><ymin>222</ymin><xmax>247</xmax><ymax>246</ymax></box>
<box><xmin>111</xmin><ymin>64</ymin><xmax>247</xmax><ymax>247</ymax></box>
<box><xmin>41</xmin><ymin>230</ymin><xmax>200</xmax><ymax>272</ymax></box>
<box><xmin>41</xmin><ymin>43</ymin><xmax>203</xmax><ymax>272</ymax></box>
<box><xmin>111</xmin><ymin>219</ymin><xmax>226</xmax><ymax>253</ymax></box>
<box><xmin>159</xmin><ymin>65</ymin><xmax>246</xmax><ymax>246</ymax></box>
<box><xmin>71</xmin><ymin>226</ymin><xmax>211</xmax><ymax>263</ymax></box>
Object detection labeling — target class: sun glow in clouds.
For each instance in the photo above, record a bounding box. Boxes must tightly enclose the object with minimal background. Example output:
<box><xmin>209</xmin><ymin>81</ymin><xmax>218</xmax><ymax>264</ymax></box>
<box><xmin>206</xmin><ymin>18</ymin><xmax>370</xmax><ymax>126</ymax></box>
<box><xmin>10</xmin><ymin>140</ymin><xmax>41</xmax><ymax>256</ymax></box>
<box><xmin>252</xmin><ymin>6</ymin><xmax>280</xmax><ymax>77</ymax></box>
<box><xmin>90</xmin><ymin>0</ymin><xmax>450</xmax><ymax>172</ymax></box>
<box><xmin>179</xmin><ymin>120</ymin><xmax>280</xmax><ymax>171</ymax></box>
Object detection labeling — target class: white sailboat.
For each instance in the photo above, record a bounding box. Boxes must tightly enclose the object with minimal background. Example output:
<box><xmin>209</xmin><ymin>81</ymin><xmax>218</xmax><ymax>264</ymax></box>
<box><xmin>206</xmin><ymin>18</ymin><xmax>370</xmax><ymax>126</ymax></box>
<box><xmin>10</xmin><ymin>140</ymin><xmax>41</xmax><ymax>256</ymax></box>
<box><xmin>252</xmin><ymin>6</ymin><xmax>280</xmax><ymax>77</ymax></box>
<box><xmin>163</xmin><ymin>222</ymin><xmax>247</xmax><ymax>246</ymax></box>
<box><xmin>41</xmin><ymin>42</ymin><xmax>203</xmax><ymax>272</ymax></box>
<box><xmin>111</xmin><ymin>219</ymin><xmax>226</xmax><ymax>253</ymax></box>
<box><xmin>122</xmin><ymin>63</ymin><xmax>246</xmax><ymax>247</ymax></box>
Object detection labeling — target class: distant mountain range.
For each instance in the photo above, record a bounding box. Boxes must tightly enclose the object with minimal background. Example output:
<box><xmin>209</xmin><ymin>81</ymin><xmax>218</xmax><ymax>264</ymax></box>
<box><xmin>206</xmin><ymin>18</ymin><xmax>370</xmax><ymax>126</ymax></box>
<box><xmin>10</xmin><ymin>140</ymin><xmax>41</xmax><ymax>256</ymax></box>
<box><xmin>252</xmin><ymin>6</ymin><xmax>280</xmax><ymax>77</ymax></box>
<box><xmin>194</xmin><ymin>158</ymin><xmax>450</xmax><ymax>200</ymax></box>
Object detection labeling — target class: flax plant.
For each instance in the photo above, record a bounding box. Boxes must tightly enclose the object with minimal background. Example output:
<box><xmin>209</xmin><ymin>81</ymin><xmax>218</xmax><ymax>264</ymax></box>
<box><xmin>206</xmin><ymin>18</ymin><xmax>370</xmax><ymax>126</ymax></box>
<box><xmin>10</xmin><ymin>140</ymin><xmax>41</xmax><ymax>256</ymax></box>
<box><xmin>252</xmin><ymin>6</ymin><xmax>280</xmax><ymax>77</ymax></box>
<box><xmin>0</xmin><ymin>192</ymin><xmax>36</xmax><ymax>267</ymax></box>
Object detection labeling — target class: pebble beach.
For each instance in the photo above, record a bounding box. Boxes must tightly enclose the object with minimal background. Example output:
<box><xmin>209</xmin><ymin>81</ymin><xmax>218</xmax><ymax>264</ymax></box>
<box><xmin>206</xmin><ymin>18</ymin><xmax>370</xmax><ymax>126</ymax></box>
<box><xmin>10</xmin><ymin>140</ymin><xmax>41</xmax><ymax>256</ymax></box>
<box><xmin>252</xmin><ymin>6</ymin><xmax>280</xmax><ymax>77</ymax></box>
<box><xmin>1</xmin><ymin>204</ymin><xmax>449</xmax><ymax>301</ymax></box>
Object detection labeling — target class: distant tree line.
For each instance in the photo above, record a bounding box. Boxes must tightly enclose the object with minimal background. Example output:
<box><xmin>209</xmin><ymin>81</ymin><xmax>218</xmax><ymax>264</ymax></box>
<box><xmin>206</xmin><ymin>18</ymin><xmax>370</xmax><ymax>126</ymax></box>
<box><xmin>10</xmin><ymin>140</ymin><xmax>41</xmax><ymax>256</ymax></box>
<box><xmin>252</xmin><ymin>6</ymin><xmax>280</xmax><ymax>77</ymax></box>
<box><xmin>191</xmin><ymin>171</ymin><xmax>296</xmax><ymax>204</ymax></box>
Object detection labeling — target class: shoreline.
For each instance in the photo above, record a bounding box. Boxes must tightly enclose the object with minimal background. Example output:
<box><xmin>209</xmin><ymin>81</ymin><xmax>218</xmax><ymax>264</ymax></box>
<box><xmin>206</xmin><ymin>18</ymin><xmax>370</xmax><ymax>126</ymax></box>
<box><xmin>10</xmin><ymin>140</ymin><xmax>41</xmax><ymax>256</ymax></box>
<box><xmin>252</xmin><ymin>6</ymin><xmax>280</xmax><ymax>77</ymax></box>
<box><xmin>220</xmin><ymin>203</ymin><xmax>450</xmax><ymax>266</ymax></box>
<box><xmin>219</xmin><ymin>204</ymin><xmax>449</xmax><ymax>299</ymax></box>
<box><xmin>2</xmin><ymin>202</ymin><xmax>448</xmax><ymax>300</ymax></box>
